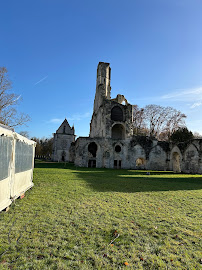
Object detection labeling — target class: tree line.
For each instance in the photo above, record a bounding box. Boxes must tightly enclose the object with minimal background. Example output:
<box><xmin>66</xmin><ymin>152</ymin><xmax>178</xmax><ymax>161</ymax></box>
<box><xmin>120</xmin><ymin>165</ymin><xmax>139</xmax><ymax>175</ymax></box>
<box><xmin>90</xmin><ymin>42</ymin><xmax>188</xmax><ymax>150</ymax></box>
<box><xmin>31</xmin><ymin>137</ymin><xmax>53</xmax><ymax>158</ymax></box>
<box><xmin>18</xmin><ymin>133</ymin><xmax>54</xmax><ymax>158</ymax></box>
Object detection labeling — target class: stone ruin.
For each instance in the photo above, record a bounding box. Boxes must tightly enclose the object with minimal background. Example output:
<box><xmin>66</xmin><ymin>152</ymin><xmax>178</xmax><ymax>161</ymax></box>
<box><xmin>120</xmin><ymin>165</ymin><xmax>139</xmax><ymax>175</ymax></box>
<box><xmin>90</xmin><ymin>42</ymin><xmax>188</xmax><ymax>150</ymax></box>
<box><xmin>52</xmin><ymin>119</ymin><xmax>75</xmax><ymax>162</ymax></box>
<box><xmin>52</xmin><ymin>62</ymin><xmax>202</xmax><ymax>174</ymax></box>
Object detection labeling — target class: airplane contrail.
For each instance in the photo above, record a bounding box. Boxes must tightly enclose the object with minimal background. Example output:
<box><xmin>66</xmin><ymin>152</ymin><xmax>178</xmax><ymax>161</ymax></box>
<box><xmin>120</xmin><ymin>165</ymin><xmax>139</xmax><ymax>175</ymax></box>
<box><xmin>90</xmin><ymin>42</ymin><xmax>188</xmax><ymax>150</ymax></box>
<box><xmin>34</xmin><ymin>75</ymin><xmax>48</xmax><ymax>85</ymax></box>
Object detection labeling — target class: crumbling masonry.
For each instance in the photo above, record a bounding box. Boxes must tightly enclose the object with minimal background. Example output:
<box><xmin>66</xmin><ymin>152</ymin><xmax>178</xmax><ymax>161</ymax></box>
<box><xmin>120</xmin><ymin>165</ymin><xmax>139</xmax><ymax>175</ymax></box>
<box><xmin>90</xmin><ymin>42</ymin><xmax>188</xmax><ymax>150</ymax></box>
<box><xmin>52</xmin><ymin>62</ymin><xmax>202</xmax><ymax>174</ymax></box>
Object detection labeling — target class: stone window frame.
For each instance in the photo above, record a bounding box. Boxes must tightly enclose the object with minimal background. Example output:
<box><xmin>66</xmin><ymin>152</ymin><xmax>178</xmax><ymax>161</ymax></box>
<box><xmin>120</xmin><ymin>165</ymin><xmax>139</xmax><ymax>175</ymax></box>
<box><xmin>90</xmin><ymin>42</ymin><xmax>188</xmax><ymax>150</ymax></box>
<box><xmin>111</xmin><ymin>122</ymin><xmax>126</xmax><ymax>140</ymax></box>
<box><xmin>87</xmin><ymin>141</ymin><xmax>99</xmax><ymax>158</ymax></box>
<box><xmin>111</xmin><ymin>104</ymin><xmax>125</xmax><ymax>122</ymax></box>
<box><xmin>169</xmin><ymin>146</ymin><xmax>182</xmax><ymax>172</ymax></box>
<box><xmin>114</xmin><ymin>143</ymin><xmax>122</xmax><ymax>153</ymax></box>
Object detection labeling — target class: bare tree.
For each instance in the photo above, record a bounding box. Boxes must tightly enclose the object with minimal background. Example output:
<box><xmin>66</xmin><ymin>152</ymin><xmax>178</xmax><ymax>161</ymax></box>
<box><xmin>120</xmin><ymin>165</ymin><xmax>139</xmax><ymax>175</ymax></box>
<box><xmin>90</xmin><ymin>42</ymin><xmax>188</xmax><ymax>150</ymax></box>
<box><xmin>193</xmin><ymin>132</ymin><xmax>202</xmax><ymax>139</ymax></box>
<box><xmin>0</xmin><ymin>67</ymin><xmax>30</xmax><ymax>127</ymax></box>
<box><xmin>133</xmin><ymin>104</ymin><xmax>186</xmax><ymax>140</ymax></box>
<box><xmin>19</xmin><ymin>130</ymin><xmax>30</xmax><ymax>138</ymax></box>
<box><xmin>162</xmin><ymin>107</ymin><xmax>186</xmax><ymax>140</ymax></box>
<box><xmin>144</xmin><ymin>105</ymin><xmax>167</xmax><ymax>138</ymax></box>
<box><xmin>133</xmin><ymin>105</ymin><xmax>148</xmax><ymax>135</ymax></box>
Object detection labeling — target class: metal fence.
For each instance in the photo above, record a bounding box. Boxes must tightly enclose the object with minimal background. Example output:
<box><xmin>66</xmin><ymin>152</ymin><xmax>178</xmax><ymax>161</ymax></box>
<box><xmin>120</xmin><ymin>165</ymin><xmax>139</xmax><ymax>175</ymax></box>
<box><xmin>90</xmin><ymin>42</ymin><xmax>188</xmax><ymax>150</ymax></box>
<box><xmin>0</xmin><ymin>125</ymin><xmax>36</xmax><ymax>212</ymax></box>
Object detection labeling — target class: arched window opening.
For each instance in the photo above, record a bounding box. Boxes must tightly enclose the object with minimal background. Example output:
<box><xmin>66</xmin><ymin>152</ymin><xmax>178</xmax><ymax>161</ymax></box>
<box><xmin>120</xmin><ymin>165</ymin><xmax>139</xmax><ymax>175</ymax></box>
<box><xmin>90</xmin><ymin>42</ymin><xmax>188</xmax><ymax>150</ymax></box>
<box><xmin>88</xmin><ymin>142</ymin><xmax>98</xmax><ymax>157</ymax></box>
<box><xmin>115</xmin><ymin>145</ymin><xmax>121</xmax><ymax>153</ymax></box>
<box><xmin>136</xmin><ymin>158</ymin><xmax>146</xmax><ymax>167</ymax></box>
<box><xmin>112</xmin><ymin>124</ymin><xmax>125</xmax><ymax>140</ymax></box>
<box><xmin>114</xmin><ymin>160</ymin><xmax>121</xmax><ymax>169</ymax></box>
<box><xmin>63</xmin><ymin>126</ymin><xmax>66</xmax><ymax>133</ymax></box>
<box><xmin>61</xmin><ymin>151</ymin><xmax>66</xmax><ymax>162</ymax></box>
<box><xmin>88</xmin><ymin>160</ymin><xmax>96</xmax><ymax>168</ymax></box>
<box><xmin>111</xmin><ymin>106</ymin><xmax>123</xmax><ymax>121</ymax></box>
<box><xmin>172</xmin><ymin>152</ymin><xmax>181</xmax><ymax>173</ymax></box>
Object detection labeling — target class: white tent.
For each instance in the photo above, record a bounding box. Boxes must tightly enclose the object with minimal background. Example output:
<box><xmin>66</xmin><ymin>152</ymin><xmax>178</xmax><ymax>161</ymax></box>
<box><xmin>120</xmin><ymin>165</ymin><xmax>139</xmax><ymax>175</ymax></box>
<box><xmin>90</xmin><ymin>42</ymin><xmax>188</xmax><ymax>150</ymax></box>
<box><xmin>0</xmin><ymin>125</ymin><xmax>36</xmax><ymax>212</ymax></box>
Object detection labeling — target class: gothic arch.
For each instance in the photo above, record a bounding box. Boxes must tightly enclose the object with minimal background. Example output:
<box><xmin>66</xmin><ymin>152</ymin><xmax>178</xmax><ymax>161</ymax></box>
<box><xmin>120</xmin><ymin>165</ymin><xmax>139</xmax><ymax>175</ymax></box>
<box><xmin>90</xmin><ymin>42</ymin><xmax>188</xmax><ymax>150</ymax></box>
<box><xmin>88</xmin><ymin>142</ymin><xmax>98</xmax><ymax>157</ymax></box>
<box><xmin>184</xmin><ymin>143</ymin><xmax>199</xmax><ymax>173</ymax></box>
<box><xmin>170</xmin><ymin>146</ymin><xmax>182</xmax><ymax>173</ymax></box>
<box><xmin>111</xmin><ymin>124</ymin><xmax>125</xmax><ymax>140</ymax></box>
<box><xmin>136</xmin><ymin>157</ymin><xmax>146</xmax><ymax>169</ymax></box>
<box><xmin>147</xmin><ymin>145</ymin><xmax>167</xmax><ymax>171</ymax></box>
<box><xmin>111</xmin><ymin>106</ymin><xmax>124</xmax><ymax>121</ymax></box>
<box><xmin>184</xmin><ymin>143</ymin><xmax>199</xmax><ymax>154</ymax></box>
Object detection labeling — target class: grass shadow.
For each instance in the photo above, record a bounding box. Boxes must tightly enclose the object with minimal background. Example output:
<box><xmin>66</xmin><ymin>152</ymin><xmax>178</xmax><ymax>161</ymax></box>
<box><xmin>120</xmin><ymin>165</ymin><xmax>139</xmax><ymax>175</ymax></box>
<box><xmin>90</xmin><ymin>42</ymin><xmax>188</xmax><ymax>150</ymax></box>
<box><xmin>34</xmin><ymin>161</ymin><xmax>202</xmax><ymax>193</ymax></box>
<box><xmin>73</xmin><ymin>169</ymin><xmax>202</xmax><ymax>193</ymax></box>
<box><xmin>34</xmin><ymin>160</ymin><xmax>75</xmax><ymax>169</ymax></box>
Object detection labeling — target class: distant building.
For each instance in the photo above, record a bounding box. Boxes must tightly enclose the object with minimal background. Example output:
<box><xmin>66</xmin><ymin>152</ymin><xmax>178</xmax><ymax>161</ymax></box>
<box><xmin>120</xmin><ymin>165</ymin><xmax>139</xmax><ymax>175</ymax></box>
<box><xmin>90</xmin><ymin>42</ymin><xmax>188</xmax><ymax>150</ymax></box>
<box><xmin>52</xmin><ymin>62</ymin><xmax>202</xmax><ymax>174</ymax></box>
<box><xmin>52</xmin><ymin>119</ymin><xmax>75</xmax><ymax>162</ymax></box>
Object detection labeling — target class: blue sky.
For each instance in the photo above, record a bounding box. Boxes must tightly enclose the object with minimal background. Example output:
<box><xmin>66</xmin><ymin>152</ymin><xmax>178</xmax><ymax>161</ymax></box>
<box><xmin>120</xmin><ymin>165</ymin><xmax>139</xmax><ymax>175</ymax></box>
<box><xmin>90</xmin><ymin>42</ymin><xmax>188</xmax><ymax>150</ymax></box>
<box><xmin>0</xmin><ymin>0</ymin><xmax>201</xmax><ymax>138</ymax></box>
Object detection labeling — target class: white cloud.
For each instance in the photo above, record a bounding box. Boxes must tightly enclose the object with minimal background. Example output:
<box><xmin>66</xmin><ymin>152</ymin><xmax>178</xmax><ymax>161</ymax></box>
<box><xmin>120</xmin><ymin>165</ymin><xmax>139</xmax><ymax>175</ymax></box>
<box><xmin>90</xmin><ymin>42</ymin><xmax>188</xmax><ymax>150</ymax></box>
<box><xmin>49</xmin><ymin>112</ymin><xmax>91</xmax><ymax>124</ymax></box>
<box><xmin>49</xmin><ymin>118</ymin><xmax>64</xmax><ymax>124</ymax></box>
<box><xmin>67</xmin><ymin>112</ymin><xmax>91</xmax><ymax>121</ymax></box>
<box><xmin>190</xmin><ymin>102</ymin><xmax>202</xmax><ymax>109</ymax></box>
<box><xmin>161</xmin><ymin>86</ymin><xmax>202</xmax><ymax>102</ymax></box>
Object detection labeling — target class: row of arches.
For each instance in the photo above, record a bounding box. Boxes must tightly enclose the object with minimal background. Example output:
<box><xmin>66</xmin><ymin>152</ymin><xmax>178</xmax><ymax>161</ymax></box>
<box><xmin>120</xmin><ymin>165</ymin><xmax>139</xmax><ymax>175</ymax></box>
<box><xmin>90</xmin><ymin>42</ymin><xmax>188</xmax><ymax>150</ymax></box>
<box><xmin>88</xmin><ymin>142</ymin><xmax>123</xmax><ymax>158</ymax></box>
<box><xmin>86</xmin><ymin>141</ymin><xmax>200</xmax><ymax>172</ymax></box>
<box><xmin>171</xmin><ymin>144</ymin><xmax>200</xmax><ymax>173</ymax></box>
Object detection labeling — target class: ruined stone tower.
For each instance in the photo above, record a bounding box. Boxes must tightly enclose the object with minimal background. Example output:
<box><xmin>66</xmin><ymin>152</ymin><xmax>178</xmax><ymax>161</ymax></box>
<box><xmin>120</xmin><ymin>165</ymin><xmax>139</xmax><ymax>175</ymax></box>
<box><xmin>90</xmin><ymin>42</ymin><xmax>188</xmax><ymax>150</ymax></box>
<box><xmin>93</xmin><ymin>62</ymin><xmax>111</xmax><ymax>113</ymax></box>
<box><xmin>52</xmin><ymin>62</ymin><xmax>202</xmax><ymax>173</ymax></box>
<box><xmin>90</xmin><ymin>62</ymin><xmax>133</xmax><ymax>139</ymax></box>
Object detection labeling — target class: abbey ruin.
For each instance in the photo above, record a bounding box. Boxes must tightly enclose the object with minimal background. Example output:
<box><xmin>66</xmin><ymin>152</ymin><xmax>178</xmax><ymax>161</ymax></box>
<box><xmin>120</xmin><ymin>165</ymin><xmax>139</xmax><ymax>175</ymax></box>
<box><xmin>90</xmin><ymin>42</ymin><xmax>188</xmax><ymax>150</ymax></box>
<box><xmin>52</xmin><ymin>62</ymin><xmax>202</xmax><ymax>174</ymax></box>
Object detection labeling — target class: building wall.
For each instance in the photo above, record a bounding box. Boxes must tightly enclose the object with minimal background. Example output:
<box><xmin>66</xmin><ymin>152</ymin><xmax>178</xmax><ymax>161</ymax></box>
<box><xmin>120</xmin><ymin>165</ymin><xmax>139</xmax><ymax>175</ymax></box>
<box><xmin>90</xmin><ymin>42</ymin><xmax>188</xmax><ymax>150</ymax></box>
<box><xmin>52</xmin><ymin>119</ymin><xmax>75</xmax><ymax>162</ymax></box>
<box><xmin>56</xmin><ymin>62</ymin><xmax>202</xmax><ymax>174</ymax></box>
<box><xmin>74</xmin><ymin>137</ymin><xmax>169</xmax><ymax>170</ymax></box>
<box><xmin>74</xmin><ymin>135</ymin><xmax>202</xmax><ymax>173</ymax></box>
<box><xmin>147</xmin><ymin>145</ymin><xmax>168</xmax><ymax>171</ymax></box>
<box><xmin>52</xmin><ymin>133</ymin><xmax>75</xmax><ymax>162</ymax></box>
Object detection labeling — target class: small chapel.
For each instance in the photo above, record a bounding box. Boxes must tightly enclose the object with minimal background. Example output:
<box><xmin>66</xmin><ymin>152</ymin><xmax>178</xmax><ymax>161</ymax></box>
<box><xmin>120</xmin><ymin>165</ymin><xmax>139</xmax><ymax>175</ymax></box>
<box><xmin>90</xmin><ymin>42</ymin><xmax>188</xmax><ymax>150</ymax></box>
<box><xmin>52</xmin><ymin>119</ymin><xmax>75</xmax><ymax>162</ymax></box>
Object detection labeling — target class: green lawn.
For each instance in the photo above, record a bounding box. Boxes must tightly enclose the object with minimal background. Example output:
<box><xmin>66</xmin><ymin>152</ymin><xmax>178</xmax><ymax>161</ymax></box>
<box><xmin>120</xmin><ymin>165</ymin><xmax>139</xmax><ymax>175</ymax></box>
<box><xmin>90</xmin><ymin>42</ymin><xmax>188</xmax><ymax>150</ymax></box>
<box><xmin>0</xmin><ymin>161</ymin><xmax>202</xmax><ymax>269</ymax></box>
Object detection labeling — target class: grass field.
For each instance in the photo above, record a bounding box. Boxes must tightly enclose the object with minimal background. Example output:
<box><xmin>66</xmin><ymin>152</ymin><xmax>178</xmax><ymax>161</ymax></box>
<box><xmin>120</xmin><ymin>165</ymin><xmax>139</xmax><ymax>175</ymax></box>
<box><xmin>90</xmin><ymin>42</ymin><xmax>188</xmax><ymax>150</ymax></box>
<box><xmin>0</xmin><ymin>161</ymin><xmax>202</xmax><ymax>269</ymax></box>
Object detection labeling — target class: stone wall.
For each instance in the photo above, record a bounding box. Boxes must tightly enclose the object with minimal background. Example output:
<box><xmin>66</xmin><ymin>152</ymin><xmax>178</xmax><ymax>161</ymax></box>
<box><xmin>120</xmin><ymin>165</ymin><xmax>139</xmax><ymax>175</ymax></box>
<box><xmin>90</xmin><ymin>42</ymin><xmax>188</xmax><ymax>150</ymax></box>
<box><xmin>169</xmin><ymin>140</ymin><xmax>202</xmax><ymax>174</ymax></box>
<box><xmin>53</xmin><ymin>62</ymin><xmax>202</xmax><ymax>174</ymax></box>
<box><xmin>74</xmin><ymin>135</ymin><xmax>202</xmax><ymax>173</ymax></box>
<box><xmin>52</xmin><ymin>119</ymin><xmax>75</xmax><ymax>162</ymax></box>
<box><xmin>74</xmin><ymin>136</ymin><xmax>169</xmax><ymax>170</ymax></box>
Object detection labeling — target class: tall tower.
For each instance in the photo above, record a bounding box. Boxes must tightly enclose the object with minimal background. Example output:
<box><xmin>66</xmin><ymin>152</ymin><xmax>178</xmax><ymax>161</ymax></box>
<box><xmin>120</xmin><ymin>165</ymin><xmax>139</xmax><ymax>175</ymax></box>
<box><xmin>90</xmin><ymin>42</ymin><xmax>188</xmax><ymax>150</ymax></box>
<box><xmin>96</xmin><ymin>62</ymin><xmax>111</xmax><ymax>99</ymax></box>
<box><xmin>93</xmin><ymin>62</ymin><xmax>111</xmax><ymax>113</ymax></box>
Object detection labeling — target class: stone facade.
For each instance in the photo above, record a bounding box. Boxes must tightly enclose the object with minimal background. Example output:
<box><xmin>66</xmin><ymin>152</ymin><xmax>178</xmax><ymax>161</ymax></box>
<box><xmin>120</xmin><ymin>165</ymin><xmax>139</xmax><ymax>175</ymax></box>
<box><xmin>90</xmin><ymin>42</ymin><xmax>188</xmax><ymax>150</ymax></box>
<box><xmin>52</xmin><ymin>119</ymin><xmax>75</xmax><ymax>162</ymax></box>
<box><xmin>90</xmin><ymin>63</ymin><xmax>133</xmax><ymax>139</ymax></box>
<box><xmin>53</xmin><ymin>62</ymin><xmax>202</xmax><ymax>174</ymax></box>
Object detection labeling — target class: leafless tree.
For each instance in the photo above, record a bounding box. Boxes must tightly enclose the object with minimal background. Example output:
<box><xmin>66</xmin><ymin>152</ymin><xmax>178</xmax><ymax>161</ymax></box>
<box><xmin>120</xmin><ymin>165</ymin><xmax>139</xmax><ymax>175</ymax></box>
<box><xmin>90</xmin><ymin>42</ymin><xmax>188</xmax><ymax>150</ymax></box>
<box><xmin>133</xmin><ymin>105</ymin><xmax>148</xmax><ymax>135</ymax></box>
<box><xmin>19</xmin><ymin>130</ymin><xmax>30</xmax><ymax>138</ymax></box>
<box><xmin>162</xmin><ymin>107</ymin><xmax>186</xmax><ymax>140</ymax></box>
<box><xmin>0</xmin><ymin>67</ymin><xmax>30</xmax><ymax>127</ymax></box>
<box><xmin>133</xmin><ymin>104</ymin><xmax>186</xmax><ymax>140</ymax></box>
<box><xmin>144</xmin><ymin>105</ymin><xmax>167</xmax><ymax>138</ymax></box>
<box><xmin>193</xmin><ymin>132</ymin><xmax>202</xmax><ymax>139</ymax></box>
